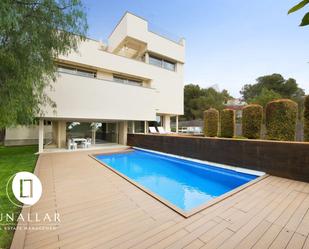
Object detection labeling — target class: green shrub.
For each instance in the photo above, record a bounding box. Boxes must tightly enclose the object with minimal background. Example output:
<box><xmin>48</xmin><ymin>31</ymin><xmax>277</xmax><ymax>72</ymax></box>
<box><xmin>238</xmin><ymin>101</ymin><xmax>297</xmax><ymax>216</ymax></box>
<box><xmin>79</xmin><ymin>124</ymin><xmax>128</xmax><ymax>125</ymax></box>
<box><xmin>242</xmin><ymin>104</ymin><xmax>263</xmax><ymax>139</ymax></box>
<box><xmin>265</xmin><ymin>99</ymin><xmax>298</xmax><ymax>141</ymax></box>
<box><xmin>220</xmin><ymin>109</ymin><xmax>235</xmax><ymax>138</ymax></box>
<box><xmin>203</xmin><ymin>108</ymin><xmax>219</xmax><ymax>137</ymax></box>
<box><xmin>304</xmin><ymin>95</ymin><xmax>309</xmax><ymax>142</ymax></box>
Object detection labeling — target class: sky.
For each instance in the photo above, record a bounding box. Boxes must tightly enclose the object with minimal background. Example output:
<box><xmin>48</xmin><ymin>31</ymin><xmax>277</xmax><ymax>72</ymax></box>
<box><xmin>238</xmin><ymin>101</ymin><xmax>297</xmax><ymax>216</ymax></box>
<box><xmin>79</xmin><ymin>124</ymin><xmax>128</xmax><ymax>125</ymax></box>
<box><xmin>81</xmin><ymin>0</ymin><xmax>309</xmax><ymax>97</ymax></box>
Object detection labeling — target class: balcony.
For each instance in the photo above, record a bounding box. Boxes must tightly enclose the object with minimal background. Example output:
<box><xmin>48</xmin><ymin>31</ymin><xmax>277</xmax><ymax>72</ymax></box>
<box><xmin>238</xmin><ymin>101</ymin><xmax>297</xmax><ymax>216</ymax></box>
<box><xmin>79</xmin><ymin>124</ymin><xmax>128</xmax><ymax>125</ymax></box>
<box><xmin>42</xmin><ymin>72</ymin><xmax>156</xmax><ymax>121</ymax></box>
<box><xmin>108</xmin><ymin>12</ymin><xmax>185</xmax><ymax>63</ymax></box>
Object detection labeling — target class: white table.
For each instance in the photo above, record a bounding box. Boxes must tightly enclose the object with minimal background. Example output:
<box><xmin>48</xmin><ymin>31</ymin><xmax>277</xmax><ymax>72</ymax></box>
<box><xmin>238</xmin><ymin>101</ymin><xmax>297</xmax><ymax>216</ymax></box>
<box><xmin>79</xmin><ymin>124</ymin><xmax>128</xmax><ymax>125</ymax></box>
<box><xmin>72</xmin><ymin>138</ymin><xmax>87</xmax><ymax>143</ymax></box>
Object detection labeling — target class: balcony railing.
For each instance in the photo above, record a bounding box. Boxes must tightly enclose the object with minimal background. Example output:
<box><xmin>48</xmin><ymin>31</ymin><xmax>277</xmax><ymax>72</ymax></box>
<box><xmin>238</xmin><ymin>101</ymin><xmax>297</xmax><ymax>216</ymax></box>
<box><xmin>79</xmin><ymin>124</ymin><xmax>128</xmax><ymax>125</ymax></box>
<box><xmin>148</xmin><ymin>22</ymin><xmax>183</xmax><ymax>45</ymax></box>
<box><xmin>56</xmin><ymin>71</ymin><xmax>153</xmax><ymax>89</ymax></box>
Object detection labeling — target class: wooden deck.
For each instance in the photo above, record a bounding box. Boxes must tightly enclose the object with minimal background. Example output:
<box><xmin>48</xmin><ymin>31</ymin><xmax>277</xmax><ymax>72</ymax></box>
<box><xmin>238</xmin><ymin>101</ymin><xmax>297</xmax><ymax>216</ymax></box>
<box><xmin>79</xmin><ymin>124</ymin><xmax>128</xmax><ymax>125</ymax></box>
<box><xmin>11</xmin><ymin>149</ymin><xmax>309</xmax><ymax>249</ymax></box>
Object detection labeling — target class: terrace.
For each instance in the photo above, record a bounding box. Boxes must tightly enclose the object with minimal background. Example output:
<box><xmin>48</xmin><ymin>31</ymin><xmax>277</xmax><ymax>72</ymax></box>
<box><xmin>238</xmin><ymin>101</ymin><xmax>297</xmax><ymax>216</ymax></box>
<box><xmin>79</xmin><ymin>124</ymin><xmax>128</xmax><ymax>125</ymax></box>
<box><xmin>11</xmin><ymin>146</ymin><xmax>309</xmax><ymax>249</ymax></box>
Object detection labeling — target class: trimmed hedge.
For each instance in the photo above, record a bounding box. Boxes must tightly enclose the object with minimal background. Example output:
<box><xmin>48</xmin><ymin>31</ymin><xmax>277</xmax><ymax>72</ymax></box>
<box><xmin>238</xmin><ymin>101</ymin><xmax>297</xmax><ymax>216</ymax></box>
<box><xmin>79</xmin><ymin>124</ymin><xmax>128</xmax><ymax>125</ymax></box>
<box><xmin>220</xmin><ymin>109</ymin><xmax>235</xmax><ymax>138</ymax></box>
<box><xmin>242</xmin><ymin>104</ymin><xmax>263</xmax><ymax>139</ymax></box>
<box><xmin>203</xmin><ymin>108</ymin><xmax>219</xmax><ymax>137</ymax></box>
<box><xmin>304</xmin><ymin>95</ymin><xmax>309</xmax><ymax>142</ymax></box>
<box><xmin>265</xmin><ymin>99</ymin><xmax>298</xmax><ymax>141</ymax></box>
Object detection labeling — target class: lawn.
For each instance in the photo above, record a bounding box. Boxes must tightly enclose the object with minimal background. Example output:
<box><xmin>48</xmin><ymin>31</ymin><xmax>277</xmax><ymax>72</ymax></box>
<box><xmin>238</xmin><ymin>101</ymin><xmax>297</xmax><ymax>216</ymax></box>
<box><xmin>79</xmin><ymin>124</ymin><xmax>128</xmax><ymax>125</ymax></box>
<box><xmin>0</xmin><ymin>146</ymin><xmax>38</xmax><ymax>249</ymax></box>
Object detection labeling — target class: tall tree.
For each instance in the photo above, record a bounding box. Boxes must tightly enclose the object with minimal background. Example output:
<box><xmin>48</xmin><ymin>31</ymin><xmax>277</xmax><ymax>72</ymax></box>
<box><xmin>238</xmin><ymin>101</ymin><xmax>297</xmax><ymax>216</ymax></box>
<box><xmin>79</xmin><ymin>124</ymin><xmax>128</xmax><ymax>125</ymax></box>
<box><xmin>288</xmin><ymin>0</ymin><xmax>309</xmax><ymax>26</ymax></box>
<box><xmin>0</xmin><ymin>0</ymin><xmax>88</xmax><ymax>128</ymax></box>
<box><xmin>184</xmin><ymin>84</ymin><xmax>232</xmax><ymax>120</ymax></box>
<box><xmin>248</xmin><ymin>88</ymin><xmax>281</xmax><ymax>107</ymax></box>
<box><xmin>241</xmin><ymin>73</ymin><xmax>305</xmax><ymax>118</ymax></box>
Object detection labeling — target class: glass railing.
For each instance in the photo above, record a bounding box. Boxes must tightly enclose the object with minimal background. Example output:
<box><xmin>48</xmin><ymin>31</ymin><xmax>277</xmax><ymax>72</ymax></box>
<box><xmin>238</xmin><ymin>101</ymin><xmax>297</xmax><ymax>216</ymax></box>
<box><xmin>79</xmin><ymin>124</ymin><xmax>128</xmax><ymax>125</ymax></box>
<box><xmin>57</xmin><ymin>71</ymin><xmax>154</xmax><ymax>89</ymax></box>
<box><xmin>148</xmin><ymin>22</ymin><xmax>183</xmax><ymax>44</ymax></box>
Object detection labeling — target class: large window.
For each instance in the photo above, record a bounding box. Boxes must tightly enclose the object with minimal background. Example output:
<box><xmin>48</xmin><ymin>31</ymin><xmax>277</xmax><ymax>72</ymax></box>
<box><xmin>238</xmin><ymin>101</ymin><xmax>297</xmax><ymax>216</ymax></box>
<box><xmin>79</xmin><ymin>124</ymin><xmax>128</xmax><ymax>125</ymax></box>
<box><xmin>57</xmin><ymin>64</ymin><xmax>97</xmax><ymax>78</ymax></box>
<box><xmin>113</xmin><ymin>75</ymin><xmax>142</xmax><ymax>86</ymax></box>
<box><xmin>134</xmin><ymin>121</ymin><xmax>145</xmax><ymax>133</ymax></box>
<box><xmin>149</xmin><ymin>54</ymin><xmax>176</xmax><ymax>71</ymax></box>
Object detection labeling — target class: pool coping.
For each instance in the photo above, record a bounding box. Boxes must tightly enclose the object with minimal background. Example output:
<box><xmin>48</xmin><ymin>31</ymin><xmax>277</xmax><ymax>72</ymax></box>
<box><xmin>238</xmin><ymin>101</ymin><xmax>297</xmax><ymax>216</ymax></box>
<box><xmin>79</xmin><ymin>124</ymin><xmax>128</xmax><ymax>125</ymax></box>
<box><xmin>90</xmin><ymin>148</ymin><xmax>269</xmax><ymax>218</ymax></box>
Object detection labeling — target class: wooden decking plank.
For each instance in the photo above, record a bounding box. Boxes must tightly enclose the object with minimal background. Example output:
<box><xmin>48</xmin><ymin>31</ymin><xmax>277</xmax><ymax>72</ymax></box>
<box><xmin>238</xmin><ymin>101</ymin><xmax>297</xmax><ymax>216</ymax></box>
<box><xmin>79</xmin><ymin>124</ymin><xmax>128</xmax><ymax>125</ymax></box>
<box><xmin>268</xmin><ymin>227</ymin><xmax>294</xmax><ymax>249</ymax></box>
<box><xmin>285</xmin><ymin>195</ymin><xmax>309</xmax><ymax>232</ymax></box>
<box><xmin>303</xmin><ymin>236</ymin><xmax>309</xmax><ymax>249</ymax></box>
<box><xmin>125</xmin><ymin>214</ymin><xmax>204</xmax><ymax>249</ymax></box>
<box><xmin>200</xmin><ymin>228</ymin><xmax>234</xmax><ymax>249</ymax></box>
<box><xmin>92</xmin><ymin>220</ymin><xmax>176</xmax><ymax>249</ymax></box>
<box><xmin>296</xmin><ymin>208</ymin><xmax>309</xmax><ymax>236</ymax></box>
<box><xmin>110</xmin><ymin>219</ymin><xmax>179</xmax><ymax>249</ymax></box>
<box><xmin>285</xmin><ymin>232</ymin><xmax>306</xmax><ymax>249</ymax></box>
<box><xmin>147</xmin><ymin>229</ymin><xmax>189</xmax><ymax>249</ymax></box>
<box><xmin>235</xmin><ymin>220</ymin><xmax>272</xmax><ymax>249</ymax></box>
<box><xmin>273</xmin><ymin>192</ymin><xmax>307</xmax><ymax>227</ymax></box>
<box><xmin>217</xmin><ymin>188</ymin><xmax>298</xmax><ymax>249</ymax></box>
<box><xmin>183</xmin><ymin>239</ymin><xmax>205</xmax><ymax>249</ymax></box>
<box><xmin>199</xmin><ymin>220</ymin><xmax>230</xmax><ymax>243</ymax></box>
<box><xmin>251</xmin><ymin>224</ymin><xmax>282</xmax><ymax>249</ymax></box>
<box><xmin>166</xmin><ymin>220</ymin><xmax>217</xmax><ymax>249</ymax></box>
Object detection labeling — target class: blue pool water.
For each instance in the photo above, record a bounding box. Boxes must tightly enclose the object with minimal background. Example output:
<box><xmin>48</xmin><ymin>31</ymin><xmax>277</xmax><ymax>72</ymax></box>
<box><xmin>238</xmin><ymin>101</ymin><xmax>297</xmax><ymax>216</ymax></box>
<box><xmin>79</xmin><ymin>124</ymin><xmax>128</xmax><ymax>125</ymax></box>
<box><xmin>95</xmin><ymin>149</ymin><xmax>258</xmax><ymax>212</ymax></box>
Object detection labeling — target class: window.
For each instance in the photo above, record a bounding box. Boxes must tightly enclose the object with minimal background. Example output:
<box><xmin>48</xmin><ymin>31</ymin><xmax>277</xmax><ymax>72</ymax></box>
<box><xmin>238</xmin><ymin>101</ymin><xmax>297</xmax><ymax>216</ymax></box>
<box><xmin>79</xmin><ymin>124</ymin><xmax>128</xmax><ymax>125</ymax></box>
<box><xmin>149</xmin><ymin>56</ymin><xmax>162</xmax><ymax>67</ymax></box>
<box><xmin>57</xmin><ymin>64</ymin><xmax>96</xmax><ymax>78</ymax></box>
<box><xmin>134</xmin><ymin>121</ymin><xmax>145</xmax><ymax>133</ymax></box>
<box><xmin>113</xmin><ymin>75</ymin><xmax>142</xmax><ymax>86</ymax></box>
<box><xmin>149</xmin><ymin>54</ymin><xmax>176</xmax><ymax>71</ymax></box>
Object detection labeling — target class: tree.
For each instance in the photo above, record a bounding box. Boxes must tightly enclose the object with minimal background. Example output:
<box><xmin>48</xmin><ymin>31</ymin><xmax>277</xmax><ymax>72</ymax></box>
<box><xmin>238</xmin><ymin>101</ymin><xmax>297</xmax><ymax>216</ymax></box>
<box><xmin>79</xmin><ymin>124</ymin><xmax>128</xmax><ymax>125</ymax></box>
<box><xmin>184</xmin><ymin>84</ymin><xmax>232</xmax><ymax>120</ymax></box>
<box><xmin>240</xmin><ymin>73</ymin><xmax>305</xmax><ymax>114</ymax></box>
<box><xmin>288</xmin><ymin>0</ymin><xmax>309</xmax><ymax>26</ymax></box>
<box><xmin>0</xmin><ymin>0</ymin><xmax>88</xmax><ymax>128</ymax></box>
<box><xmin>248</xmin><ymin>88</ymin><xmax>281</xmax><ymax>107</ymax></box>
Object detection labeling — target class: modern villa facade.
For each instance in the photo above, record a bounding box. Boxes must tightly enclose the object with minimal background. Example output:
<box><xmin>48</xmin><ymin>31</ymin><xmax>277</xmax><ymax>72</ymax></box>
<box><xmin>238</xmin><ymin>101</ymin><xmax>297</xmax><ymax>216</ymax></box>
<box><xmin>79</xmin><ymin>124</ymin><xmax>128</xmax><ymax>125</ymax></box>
<box><xmin>4</xmin><ymin>12</ymin><xmax>185</xmax><ymax>152</ymax></box>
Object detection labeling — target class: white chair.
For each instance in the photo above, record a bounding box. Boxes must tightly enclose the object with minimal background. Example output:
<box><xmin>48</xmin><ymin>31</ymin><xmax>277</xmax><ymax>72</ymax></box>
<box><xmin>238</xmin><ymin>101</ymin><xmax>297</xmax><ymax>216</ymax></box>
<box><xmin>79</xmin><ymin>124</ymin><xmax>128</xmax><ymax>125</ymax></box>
<box><xmin>157</xmin><ymin>126</ymin><xmax>167</xmax><ymax>134</ymax></box>
<box><xmin>67</xmin><ymin>139</ymin><xmax>77</xmax><ymax>150</ymax></box>
<box><xmin>84</xmin><ymin>138</ymin><xmax>91</xmax><ymax>148</ymax></box>
<box><xmin>149</xmin><ymin>127</ymin><xmax>158</xmax><ymax>133</ymax></box>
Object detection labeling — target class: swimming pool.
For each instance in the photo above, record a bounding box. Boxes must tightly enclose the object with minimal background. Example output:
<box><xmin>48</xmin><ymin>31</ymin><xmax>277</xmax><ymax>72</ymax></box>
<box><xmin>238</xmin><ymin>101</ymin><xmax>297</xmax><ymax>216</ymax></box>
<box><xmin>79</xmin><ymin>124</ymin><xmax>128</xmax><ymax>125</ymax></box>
<box><xmin>95</xmin><ymin>149</ymin><xmax>262</xmax><ymax>216</ymax></box>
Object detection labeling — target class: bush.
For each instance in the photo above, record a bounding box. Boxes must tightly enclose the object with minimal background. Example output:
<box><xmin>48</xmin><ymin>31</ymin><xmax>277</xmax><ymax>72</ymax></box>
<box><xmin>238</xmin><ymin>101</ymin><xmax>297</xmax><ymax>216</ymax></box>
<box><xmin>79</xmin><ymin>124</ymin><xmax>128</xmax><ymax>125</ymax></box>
<box><xmin>265</xmin><ymin>99</ymin><xmax>298</xmax><ymax>141</ymax></box>
<box><xmin>242</xmin><ymin>104</ymin><xmax>263</xmax><ymax>139</ymax></box>
<box><xmin>304</xmin><ymin>95</ymin><xmax>309</xmax><ymax>142</ymax></box>
<box><xmin>203</xmin><ymin>108</ymin><xmax>219</xmax><ymax>137</ymax></box>
<box><xmin>220</xmin><ymin>109</ymin><xmax>235</xmax><ymax>138</ymax></box>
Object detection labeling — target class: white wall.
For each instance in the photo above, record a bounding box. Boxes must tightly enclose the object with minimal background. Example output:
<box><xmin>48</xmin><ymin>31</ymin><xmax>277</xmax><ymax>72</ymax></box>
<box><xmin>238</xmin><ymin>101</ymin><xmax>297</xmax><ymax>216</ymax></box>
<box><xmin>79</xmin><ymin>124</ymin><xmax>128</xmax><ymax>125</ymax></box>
<box><xmin>42</xmin><ymin>73</ymin><xmax>156</xmax><ymax>121</ymax></box>
<box><xmin>49</xmin><ymin>12</ymin><xmax>184</xmax><ymax>121</ymax></box>
<box><xmin>56</xmin><ymin>39</ymin><xmax>184</xmax><ymax>117</ymax></box>
<box><xmin>5</xmin><ymin>125</ymin><xmax>52</xmax><ymax>146</ymax></box>
<box><xmin>108</xmin><ymin>13</ymin><xmax>185</xmax><ymax>63</ymax></box>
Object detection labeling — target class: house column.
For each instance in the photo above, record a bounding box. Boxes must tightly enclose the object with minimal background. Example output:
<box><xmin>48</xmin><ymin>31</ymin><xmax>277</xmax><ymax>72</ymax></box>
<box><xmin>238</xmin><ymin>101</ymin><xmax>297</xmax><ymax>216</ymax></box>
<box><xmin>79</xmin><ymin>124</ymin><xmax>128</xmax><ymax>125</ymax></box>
<box><xmin>144</xmin><ymin>121</ymin><xmax>147</xmax><ymax>134</ymax></box>
<box><xmin>118</xmin><ymin>121</ymin><xmax>128</xmax><ymax>145</ymax></box>
<box><xmin>38</xmin><ymin>119</ymin><xmax>44</xmax><ymax>153</ymax></box>
<box><xmin>132</xmin><ymin>121</ymin><xmax>135</xmax><ymax>134</ymax></box>
<box><xmin>176</xmin><ymin>115</ymin><xmax>179</xmax><ymax>133</ymax></box>
<box><xmin>163</xmin><ymin>115</ymin><xmax>171</xmax><ymax>132</ymax></box>
<box><xmin>92</xmin><ymin>127</ymin><xmax>96</xmax><ymax>145</ymax></box>
<box><xmin>57</xmin><ymin>121</ymin><xmax>67</xmax><ymax>148</ymax></box>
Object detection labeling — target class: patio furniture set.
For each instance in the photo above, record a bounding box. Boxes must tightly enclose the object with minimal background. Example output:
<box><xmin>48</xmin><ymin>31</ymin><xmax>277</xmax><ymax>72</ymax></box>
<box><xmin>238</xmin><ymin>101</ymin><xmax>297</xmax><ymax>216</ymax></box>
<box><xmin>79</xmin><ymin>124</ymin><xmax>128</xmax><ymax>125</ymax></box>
<box><xmin>68</xmin><ymin>138</ymin><xmax>92</xmax><ymax>150</ymax></box>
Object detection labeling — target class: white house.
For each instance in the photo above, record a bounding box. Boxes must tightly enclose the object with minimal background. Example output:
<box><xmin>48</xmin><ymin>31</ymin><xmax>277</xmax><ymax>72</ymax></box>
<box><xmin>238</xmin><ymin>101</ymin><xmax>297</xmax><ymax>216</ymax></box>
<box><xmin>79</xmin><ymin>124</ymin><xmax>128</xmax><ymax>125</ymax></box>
<box><xmin>4</xmin><ymin>12</ymin><xmax>185</xmax><ymax>152</ymax></box>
